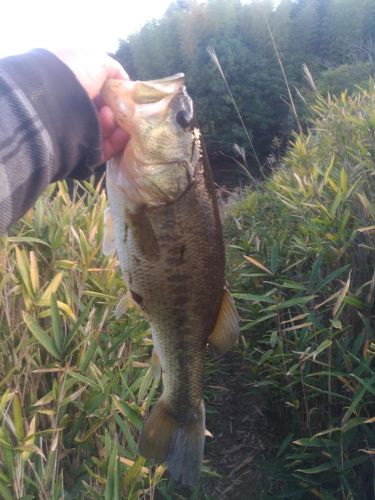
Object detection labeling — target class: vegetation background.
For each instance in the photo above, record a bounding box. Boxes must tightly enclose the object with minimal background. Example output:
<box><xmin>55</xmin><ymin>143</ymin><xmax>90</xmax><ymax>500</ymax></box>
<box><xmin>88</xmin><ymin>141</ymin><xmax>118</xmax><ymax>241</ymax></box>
<box><xmin>116</xmin><ymin>0</ymin><xmax>375</xmax><ymax>182</ymax></box>
<box><xmin>1</xmin><ymin>0</ymin><xmax>375</xmax><ymax>498</ymax></box>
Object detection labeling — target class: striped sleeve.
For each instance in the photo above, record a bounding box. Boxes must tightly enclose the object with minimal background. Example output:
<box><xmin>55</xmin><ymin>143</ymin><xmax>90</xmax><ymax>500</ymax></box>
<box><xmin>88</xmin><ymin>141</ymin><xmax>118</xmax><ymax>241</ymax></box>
<box><xmin>0</xmin><ymin>49</ymin><xmax>102</xmax><ymax>235</ymax></box>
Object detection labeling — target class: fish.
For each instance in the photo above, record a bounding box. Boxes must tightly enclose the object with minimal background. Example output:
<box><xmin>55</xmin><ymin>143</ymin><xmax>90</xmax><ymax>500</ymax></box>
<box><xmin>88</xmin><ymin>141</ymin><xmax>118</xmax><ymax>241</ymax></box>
<box><xmin>101</xmin><ymin>73</ymin><xmax>240</xmax><ymax>486</ymax></box>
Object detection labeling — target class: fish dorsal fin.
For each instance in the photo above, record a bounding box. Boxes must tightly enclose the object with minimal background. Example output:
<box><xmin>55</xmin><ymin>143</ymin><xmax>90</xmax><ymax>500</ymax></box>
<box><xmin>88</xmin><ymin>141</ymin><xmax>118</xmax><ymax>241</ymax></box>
<box><xmin>102</xmin><ymin>207</ymin><xmax>115</xmax><ymax>256</ymax></box>
<box><xmin>208</xmin><ymin>289</ymin><xmax>240</xmax><ymax>355</ymax></box>
<box><xmin>115</xmin><ymin>290</ymin><xmax>139</xmax><ymax>319</ymax></box>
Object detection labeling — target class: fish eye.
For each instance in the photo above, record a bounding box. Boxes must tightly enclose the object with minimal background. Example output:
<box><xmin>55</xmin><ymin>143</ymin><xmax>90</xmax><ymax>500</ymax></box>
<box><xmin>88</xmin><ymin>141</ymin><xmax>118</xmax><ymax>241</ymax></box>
<box><xmin>176</xmin><ymin>110</ymin><xmax>192</xmax><ymax>129</ymax></box>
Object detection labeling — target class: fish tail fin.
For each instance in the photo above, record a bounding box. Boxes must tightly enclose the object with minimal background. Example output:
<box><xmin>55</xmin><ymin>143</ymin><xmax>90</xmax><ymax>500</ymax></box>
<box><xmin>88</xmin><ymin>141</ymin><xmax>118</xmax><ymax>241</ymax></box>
<box><xmin>139</xmin><ymin>399</ymin><xmax>205</xmax><ymax>487</ymax></box>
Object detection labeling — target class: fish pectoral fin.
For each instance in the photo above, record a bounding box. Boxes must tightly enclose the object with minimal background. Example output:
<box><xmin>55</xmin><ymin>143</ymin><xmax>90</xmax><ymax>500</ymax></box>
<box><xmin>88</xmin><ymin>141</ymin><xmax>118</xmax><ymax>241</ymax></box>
<box><xmin>208</xmin><ymin>289</ymin><xmax>240</xmax><ymax>355</ymax></box>
<box><xmin>102</xmin><ymin>207</ymin><xmax>115</xmax><ymax>256</ymax></box>
<box><xmin>151</xmin><ymin>348</ymin><xmax>161</xmax><ymax>379</ymax></box>
<box><xmin>127</xmin><ymin>210</ymin><xmax>160</xmax><ymax>260</ymax></box>
<box><xmin>115</xmin><ymin>290</ymin><xmax>140</xmax><ymax>319</ymax></box>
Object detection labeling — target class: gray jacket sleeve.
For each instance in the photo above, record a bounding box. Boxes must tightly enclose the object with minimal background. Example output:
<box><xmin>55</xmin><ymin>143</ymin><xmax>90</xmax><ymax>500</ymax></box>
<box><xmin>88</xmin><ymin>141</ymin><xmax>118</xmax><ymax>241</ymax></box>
<box><xmin>0</xmin><ymin>49</ymin><xmax>102</xmax><ymax>235</ymax></box>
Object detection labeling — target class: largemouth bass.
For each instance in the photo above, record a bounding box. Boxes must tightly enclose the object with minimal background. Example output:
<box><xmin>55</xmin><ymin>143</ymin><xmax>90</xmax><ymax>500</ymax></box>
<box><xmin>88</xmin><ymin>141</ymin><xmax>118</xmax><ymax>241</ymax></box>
<box><xmin>101</xmin><ymin>74</ymin><xmax>239</xmax><ymax>486</ymax></box>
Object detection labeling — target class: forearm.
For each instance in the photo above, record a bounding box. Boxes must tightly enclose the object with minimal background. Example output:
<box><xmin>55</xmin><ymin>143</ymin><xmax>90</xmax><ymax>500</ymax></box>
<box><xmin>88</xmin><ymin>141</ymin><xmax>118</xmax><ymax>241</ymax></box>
<box><xmin>0</xmin><ymin>49</ymin><xmax>102</xmax><ymax>234</ymax></box>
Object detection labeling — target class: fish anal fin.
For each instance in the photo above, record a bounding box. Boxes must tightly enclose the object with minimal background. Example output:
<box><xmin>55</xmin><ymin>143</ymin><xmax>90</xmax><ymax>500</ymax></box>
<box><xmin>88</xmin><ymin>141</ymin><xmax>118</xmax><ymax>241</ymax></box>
<box><xmin>208</xmin><ymin>289</ymin><xmax>240</xmax><ymax>355</ymax></box>
<box><xmin>102</xmin><ymin>207</ymin><xmax>115</xmax><ymax>256</ymax></box>
<box><xmin>151</xmin><ymin>349</ymin><xmax>161</xmax><ymax>379</ymax></box>
<box><xmin>139</xmin><ymin>399</ymin><xmax>205</xmax><ymax>487</ymax></box>
<box><xmin>139</xmin><ymin>399</ymin><xmax>178</xmax><ymax>463</ymax></box>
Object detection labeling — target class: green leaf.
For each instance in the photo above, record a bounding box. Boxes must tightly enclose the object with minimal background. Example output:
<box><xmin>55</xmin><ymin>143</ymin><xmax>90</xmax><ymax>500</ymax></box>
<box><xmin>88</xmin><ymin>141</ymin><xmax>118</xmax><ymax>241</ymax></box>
<box><xmin>114</xmin><ymin>414</ymin><xmax>138</xmax><ymax>455</ymax></box>
<box><xmin>61</xmin><ymin>385</ymin><xmax>88</xmax><ymax>406</ymax></box>
<box><xmin>232</xmin><ymin>293</ymin><xmax>276</xmax><ymax>304</ymax></box>
<box><xmin>342</xmin><ymin>455</ymin><xmax>369</xmax><ymax>469</ymax></box>
<box><xmin>0</xmin><ymin>481</ymin><xmax>14</xmax><ymax>500</ymax></box>
<box><xmin>15</xmin><ymin>247</ymin><xmax>33</xmax><ymax>296</ymax></box>
<box><xmin>23</xmin><ymin>312</ymin><xmax>60</xmax><ymax>360</ymax></box>
<box><xmin>277</xmin><ymin>433</ymin><xmax>294</xmax><ymax>458</ymax></box>
<box><xmin>269</xmin><ymin>295</ymin><xmax>316</xmax><ymax>310</ymax></box>
<box><xmin>310</xmin><ymin>339</ymin><xmax>332</xmax><ymax>359</ymax></box>
<box><xmin>50</xmin><ymin>293</ymin><xmax>64</xmax><ymax>358</ymax></box>
<box><xmin>65</xmin><ymin>300</ymin><xmax>93</xmax><ymax>349</ymax></box>
<box><xmin>137</xmin><ymin>367</ymin><xmax>154</xmax><ymax>405</ymax></box>
<box><xmin>270</xmin><ymin>330</ymin><xmax>278</xmax><ymax>348</ymax></box>
<box><xmin>271</xmin><ymin>242</ymin><xmax>279</xmax><ymax>274</ymax></box>
<box><xmin>296</xmin><ymin>461</ymin><xmax>336</xmax><ymax>474</ymax></box>
<box><xmin>280</xmin><ymin>281</ymin><xmax>306</xmax><ymax>291</ymax></box>
<box><xmin>309</xmin><ymin>253</ymin><xmax>323</xmax><ymax>286</ymax></box>
<box><xmin>340</xmin><ymin>167</ymin><xmax>348</xmax><ymax>193</ymax></box>
<box><xmin>112</xmin><ymin>396</ymin><xmax>142</xmax><ymax>431</ymax></box>
<box><xmin>341</xmin><ymin>416</ymin><xmax>375</xmax><ymax>433</ymax></box>
<box><xmin>8</xmin><ymin>236</ymin><xmax>50</xmax><ymax>246</ymax></box>
<box><xmin>12</xmin><ymin>393</ymin><xmax>24</xmax><ymax>442</ymax></box>
<box><xmin>330</xmin><ymin>319</ymin><xmax>342</xmax><ymax>329</ymax></box>
<box><xmin>342</xmin><ymin>374</ymin><xmax>375</xmax><ymax>424</ymax></box>
<box><xmin>293</xmin><ymin>437</ymin><xmax>337</xmax><ymax>448</ymax></box>
<box><xmin>123</xmin><ymin>456</ymin><xmax>146</xmax><ymax>487</ymax></box>
<box><xmin>82</xmin><ymin>291</ymin><xmax>117</xmax><ymax>300</ymax></box>
<box><xmin>105</xmin><ymin>444</ymin><xmax>119</xmax><ymax>500</ymax></box>
<box><xmin>40</xmin><ymin>272</ymin><xmax>64</xmax><ymax>302</ymax></box>
<box><xmin>241</xmin><ymin>312</ymin><xmax>277</xmax><ymax>331</ymax></box>
<box><xmin>79</xmin><ymin>338</ymin><xmax>99</xmax><ymax>373</ymax></box>
<box><xmin>316</xmin><ymin>265</ymin><xmax>350</xmax><ymax>291</ymax></box>
<box><xmin>68</xmin><ymin>371</ymin><xmax>100</xmax><ymax>390</ymax></box>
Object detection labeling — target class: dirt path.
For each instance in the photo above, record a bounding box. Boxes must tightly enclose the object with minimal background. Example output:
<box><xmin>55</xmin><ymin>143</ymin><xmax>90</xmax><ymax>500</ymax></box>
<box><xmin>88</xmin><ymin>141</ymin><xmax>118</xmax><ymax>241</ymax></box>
<box><xmin>153</xmin><ymin>351</ymin><xmax>274</xmax><ymax>500</ymax></box>
<box><xmin>201</xmin><ymin>351</ymin><xmax>274</xmax><ymax>499</ymax></box>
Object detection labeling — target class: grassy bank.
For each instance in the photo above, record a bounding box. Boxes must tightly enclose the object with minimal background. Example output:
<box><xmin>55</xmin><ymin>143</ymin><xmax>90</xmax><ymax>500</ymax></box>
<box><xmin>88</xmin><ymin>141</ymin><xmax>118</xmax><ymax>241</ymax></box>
<box><xmin>226</xmin><ymin>85</ymin><xmax>375</xmax><ymax>498</ymax></box>
<box><xmin>2</xmin><ymin>85</ymin><xmax>375</xmax><ymax>499</ymax></box>
<box><xmin>0</xmin><ymin>181</ymin><xmax>167</xmax><ymax>499</ymax></box>
<box><xmin>0</xmin><ymin>180</ymin><xmax>236</xmax><ymax>499</ymax></box>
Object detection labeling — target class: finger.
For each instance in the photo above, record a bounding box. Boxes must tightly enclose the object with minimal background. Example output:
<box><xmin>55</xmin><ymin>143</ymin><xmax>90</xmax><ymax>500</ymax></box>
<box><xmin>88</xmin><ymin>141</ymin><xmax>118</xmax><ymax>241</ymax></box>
<box><xmin>98</xmin><ymin>106</ymin><xmax>117</xmax><ymax>139</ymax></box>
<box><xmin>102</xmin><ymin>127</ymin><xmax>129</xmax><ymax>163</ymax></box>
<box><xmin>94</xmin><ymin>94</ymin><xmax>105</xmax><ymax>110</ymax></box>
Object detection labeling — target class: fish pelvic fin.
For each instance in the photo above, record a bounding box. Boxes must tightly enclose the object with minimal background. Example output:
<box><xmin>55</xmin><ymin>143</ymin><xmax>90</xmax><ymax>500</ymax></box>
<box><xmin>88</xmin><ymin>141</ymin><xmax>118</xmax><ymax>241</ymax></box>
<box><xmin>208</xmin><ymin>289</ymin><xmax>240</xmax><ymax>355</ymax></box>
<box><xmin>151</xmin><ymin>348</ymin><xmax>162</xmax><ymax>379</ymax></box>
<box><xmin>139</xmin><ymin>399</ymin><xmax>205</xmax><ymax>487</ymax></box>
<box><xmin>115</xmin><ymin>290</ymin><xmax>141</xmax><ymax>319</ymax></box>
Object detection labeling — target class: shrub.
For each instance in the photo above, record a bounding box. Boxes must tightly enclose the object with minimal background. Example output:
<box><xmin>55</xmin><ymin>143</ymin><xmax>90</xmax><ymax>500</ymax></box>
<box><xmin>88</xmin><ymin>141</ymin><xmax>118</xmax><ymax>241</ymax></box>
<box><xmin>316</xmin><ymin>62</ymin><xmax>373</xmax><ymax>97</ymax></box>
<box><xmin>227</xmin><ymin>85</ymin><xmax>375</xmax><ymax>498</ymax></box>
<box><xmin>0</xmin><ymin>181</ymin><xmax>164</xmax><ymax>499</ymax></box>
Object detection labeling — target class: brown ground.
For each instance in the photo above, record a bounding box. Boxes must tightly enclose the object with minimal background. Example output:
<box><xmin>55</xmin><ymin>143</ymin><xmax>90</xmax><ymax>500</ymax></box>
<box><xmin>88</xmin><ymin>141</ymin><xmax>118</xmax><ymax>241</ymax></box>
<box><xmin>154</xmin><ymin>351</ymin><xmax>275</xmax><ymax>500</ymax></box>
<box><xmin>201</xmin><ymin>351</ymin><xmax>274</xmax><ymax>499</ymax></box>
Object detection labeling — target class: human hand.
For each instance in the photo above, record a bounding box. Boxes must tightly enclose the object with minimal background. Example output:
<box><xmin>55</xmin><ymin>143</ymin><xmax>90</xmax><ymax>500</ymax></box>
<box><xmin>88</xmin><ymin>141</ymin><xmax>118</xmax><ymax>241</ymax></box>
<box><xmin>51</xmin><ymin>49</ymin><xmax>129</xmax><ymax>162</ymax></box>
